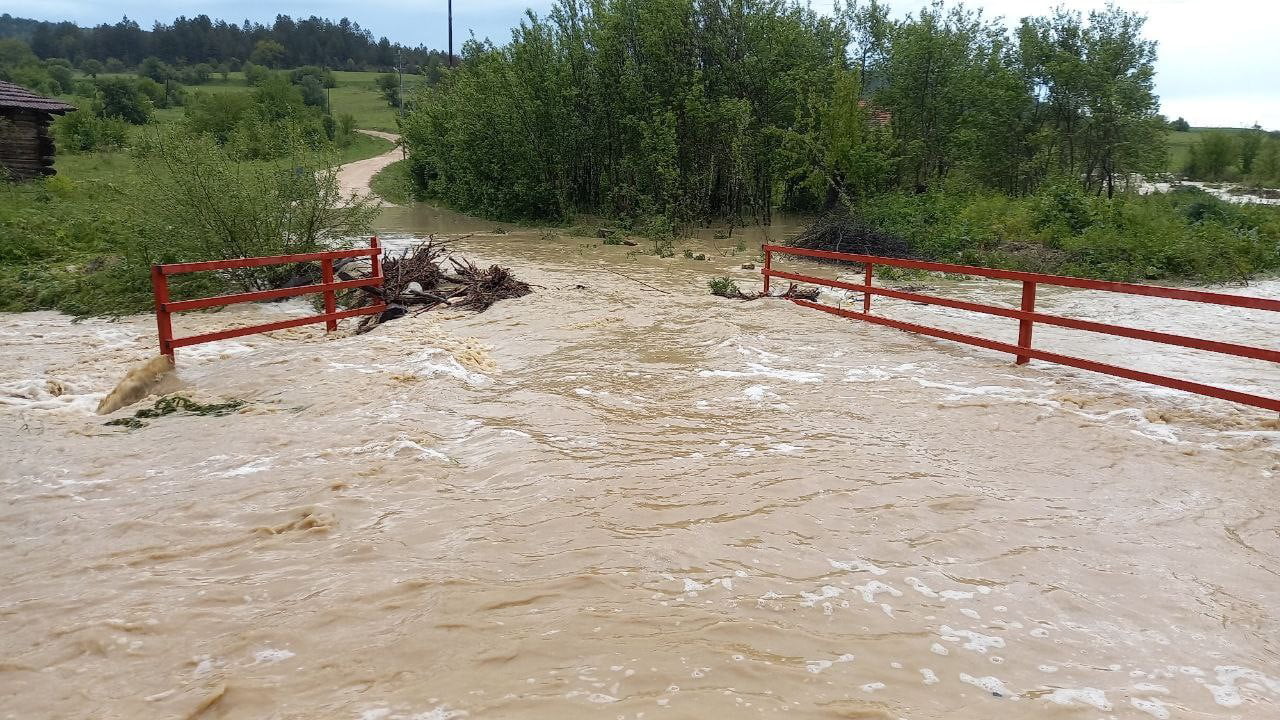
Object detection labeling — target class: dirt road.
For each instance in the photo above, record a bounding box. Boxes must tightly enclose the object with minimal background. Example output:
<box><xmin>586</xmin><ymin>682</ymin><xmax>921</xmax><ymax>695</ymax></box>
<box><xmin>336</xmin><ymin>129</ymin><xmax>402</xmax><ymax>202</ymax></box>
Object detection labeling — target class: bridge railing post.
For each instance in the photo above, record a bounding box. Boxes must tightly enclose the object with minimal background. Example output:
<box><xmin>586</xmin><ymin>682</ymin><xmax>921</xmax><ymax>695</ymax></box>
<box><xmin>863</xmin><ymin>263</ymin><xmax>873</xmax><ymax>313</ymax></box>
<box><xmin>151</xmin><ymin>264</ymin><xmax>174</xmax><ymax>359</ymax></box>
<box><xmin>762</xmin><ymin>245</ymin><xmax>771</xmax><ymax>295</ymax></box>
<box><xmin>1016</xmin><ymin>280</ymin><xmax>1036</xmax><ymax>365</ymax></box>
<box><xmin>321</xmin><ymin>257</ymin><xmax>337</xmax><ymax>331</ymax></box>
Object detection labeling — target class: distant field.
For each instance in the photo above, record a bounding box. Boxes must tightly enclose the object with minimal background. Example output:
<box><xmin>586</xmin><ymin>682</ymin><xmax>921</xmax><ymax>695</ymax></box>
<box><xmin>1166</xmin><ymin>127</ymin><xmax>1257</xmax><ymax>173</ymax></box>
<box><xmin>84</xmin><ymin>69</ymin><xmax>424</xmax><ymax>132</ymax></box>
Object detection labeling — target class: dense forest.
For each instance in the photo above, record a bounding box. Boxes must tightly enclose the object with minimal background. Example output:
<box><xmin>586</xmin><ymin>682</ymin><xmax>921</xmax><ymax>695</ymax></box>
<box><xmin>0</xmin><ymin>13</ymin><xmax>446</xmax><ymax>74</ymax></box>
<box><xmin>403</xmin><ymin>0</ymin><xmax>1169</xmax><ymax>223</ymax></box>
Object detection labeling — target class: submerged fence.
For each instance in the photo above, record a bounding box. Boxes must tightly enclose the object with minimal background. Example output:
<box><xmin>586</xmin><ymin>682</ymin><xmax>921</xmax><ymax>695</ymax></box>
<box><xmin>761</xmin><ymin>244</ymin><xmax>1280</xmax><ymax>412</ymax></box>
<box><xmin>152</xmin><ymin>238</ymin><xmax>385</xmax><ymax>360</ymax></box>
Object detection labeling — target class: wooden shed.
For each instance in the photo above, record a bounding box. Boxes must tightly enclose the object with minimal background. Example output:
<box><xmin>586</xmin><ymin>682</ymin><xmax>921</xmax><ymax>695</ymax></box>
<box><xmin>0</xmin><ymin>80</ymin><xmax>76</xmax><ymax>182</ymax></box>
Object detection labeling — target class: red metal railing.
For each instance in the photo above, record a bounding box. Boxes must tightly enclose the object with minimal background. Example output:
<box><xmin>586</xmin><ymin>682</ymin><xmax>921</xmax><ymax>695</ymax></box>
<box><xmin>761</xmin><ymin>244</ymin><xmax>1280</xmax><ymax>412</ymax></box>
<box><xmin>152</xmin><ymin>238</ymin><xmax>386</xmax><ymax>360</ymax></box>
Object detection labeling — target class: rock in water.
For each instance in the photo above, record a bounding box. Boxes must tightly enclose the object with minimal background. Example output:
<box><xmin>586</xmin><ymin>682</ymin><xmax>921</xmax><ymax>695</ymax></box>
<box><xmin>96</xmin><ymin>355</ymin><xmax>179</xmax><ymax>415</ymax></box>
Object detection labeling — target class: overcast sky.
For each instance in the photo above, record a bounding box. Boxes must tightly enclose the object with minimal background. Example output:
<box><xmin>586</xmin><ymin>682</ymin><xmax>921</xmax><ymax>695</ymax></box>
<box><xmin>17</xmin><ymin>0</ymin><xmax>1280</xmax><ymax>128</ymax></box>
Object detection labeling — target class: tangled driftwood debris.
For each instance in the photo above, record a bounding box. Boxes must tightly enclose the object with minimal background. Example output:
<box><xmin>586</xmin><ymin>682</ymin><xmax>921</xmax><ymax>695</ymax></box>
<box><xmin>346</xmin><ymin>239</ymin><xmax>533</xmax><ymax>333</ymax></box>
<box><xmin>709</xmin><ymin>276</ymin><xmax>819</xmax><ymax>302</ymax></box>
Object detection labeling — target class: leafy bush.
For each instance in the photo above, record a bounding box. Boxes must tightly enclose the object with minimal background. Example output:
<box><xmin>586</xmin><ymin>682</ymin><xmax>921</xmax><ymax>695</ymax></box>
<box><xmin>290</xmin><ymin>66</ymin><xmax>337</xmax><ymax>89</ymax></box>
<box><xmin>298</xmin><ymin>75</ymin><xmax>327</xmax><ymax>108</ymax></box>
<box><xmin>137</xmin><ymin>57</ymin><xmax>173</xmax><ymax>83</ymax></box>
<box><xmin>93</xmin><ymin>77</ymin><xmax>153</xmax><ymax>124</ymax></box>
<box><xmin>708</xmin><ymin>276</ymin><xmax>741</xmax><ymax>297</ymax></box>
<box><xmin>54</xmin><ymin>110</ymin><xmax>128</xmax><ymax>153</ymax></box>
<box><xmin>44</xmin><ymin>59</ymin><xmax>74</xmax><ymax>93</ymax></box>
<box><xmin>242</xmin><ymin>61</ymin><xmax>270</xmax><ymax>86</ymax></box>
<box><xmin>855</xmin><ymin>186</ymin><xmax>1280</xmax><ymax>283</ymax></box>
<box><xmin>183</xmin><ymin>92</ymin><xmax>253</xmax><ymax>144</ymax></box>
<box><xmin>132</xmin><ymin>128</ymin><xmax>381</xmax><ymax>292</ymax></box>
<box><xmin>376</xmin><ymin>73</ymin><xmax>399</xmax><ymax>107</ymax></box>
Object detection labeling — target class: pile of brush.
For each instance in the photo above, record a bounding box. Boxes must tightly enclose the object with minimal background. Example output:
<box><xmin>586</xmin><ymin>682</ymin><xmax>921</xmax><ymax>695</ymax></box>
<box><xmin>343</xmin><ymin>239</ymin><xmax>533</xmax><ymax>333</ymax></box>
<box><xmin>790</xmin><ymin>212</ymin><xmax>913</xmax><ymax>259</ymax></box>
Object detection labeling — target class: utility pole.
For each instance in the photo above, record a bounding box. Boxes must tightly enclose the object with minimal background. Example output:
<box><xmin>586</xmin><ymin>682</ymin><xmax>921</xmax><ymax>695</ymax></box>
<box><xmin>448</xmin><ymin>0</ymin><xmax>454</xmax><ymax>67</ymax></box>
<box><xmin>397</xmin><ymin>48</ymin><xmax>404</xmax><ymax>117</ymax></box>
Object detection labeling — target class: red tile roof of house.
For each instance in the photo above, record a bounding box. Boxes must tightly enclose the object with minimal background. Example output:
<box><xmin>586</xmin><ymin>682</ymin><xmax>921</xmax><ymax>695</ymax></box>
<box><xmin>0</xmin><ymin>80</ymin><xmax>76</xmax><ymax>114</ymax></box>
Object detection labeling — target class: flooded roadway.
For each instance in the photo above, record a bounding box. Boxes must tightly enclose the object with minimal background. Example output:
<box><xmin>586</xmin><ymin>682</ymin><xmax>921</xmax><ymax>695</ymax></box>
<box><xmin>2</xmin><ymin>214</ymin><xmax>1279</xmax><ymax>719</ymax></box>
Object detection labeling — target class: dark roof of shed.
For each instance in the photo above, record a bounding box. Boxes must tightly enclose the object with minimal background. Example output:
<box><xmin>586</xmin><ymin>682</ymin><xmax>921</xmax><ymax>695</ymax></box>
<box><xmin>0</xmin><ymin>80</ymin><xmax>76</xmax><ymax>114</ymax></box>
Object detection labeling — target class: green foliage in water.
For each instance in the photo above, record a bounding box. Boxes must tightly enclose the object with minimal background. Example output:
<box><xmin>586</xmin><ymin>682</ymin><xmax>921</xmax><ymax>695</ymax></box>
<box><xmin>105</xmin><ymin>395</ymin><xmax>247</xmax><ymax>429</ymax></box>
<box><xmin>708</xmin><ymin>276</ymin><xmax>741</xmax><ymax>297</ymax></box>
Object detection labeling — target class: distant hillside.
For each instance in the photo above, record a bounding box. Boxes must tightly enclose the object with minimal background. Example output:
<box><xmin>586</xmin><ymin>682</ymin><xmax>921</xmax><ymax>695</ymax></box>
<box><xmin>1167</xmin><ymin>126</ymin><xmax>1278</xmax><ymax>175</ymax></box>
<box><xmin>0</xmin><ymin>12</ymin><xmax>445</xmax><ymax>75</ymax></box>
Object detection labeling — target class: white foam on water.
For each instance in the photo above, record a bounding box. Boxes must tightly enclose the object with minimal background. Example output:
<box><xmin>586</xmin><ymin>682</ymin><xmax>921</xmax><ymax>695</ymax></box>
<box><xmin>799</xmin><ymin>585</ymin><xmax>843</xmax><ymax>607</ymax></box>
<box><xmin>828</xmin><ymin>557</ymin><xmax>888</xmax><ymax>575</ymax></box>
<box><xmin>906</xmin><ymin>577</ymin><xmax>938</xmax><ymax>597</ymax></box>
<box><xmin>682</xmin><ymin>579</ymin><xmax>707</xmax><ymax>593</ymax></box>
<box><xmin>1131</xmin><ymin>697</ymin><xmax>1171</xmax><ymax>719</ymax></box>
<box><xmin>698</xmin><ymin>364</ymin><xmax>824</xmax><ymax>383</ymax></box>
<box><xmin>407</xmin><ymin>707</ymin><xmax>467</xmax><ymax>720</ymax></box>
<box><xmin>220</xmin><ymin>457</ymin><xmax>274</xmax><ymax>477</ymax></box>
<box><xmin>854</xmin><ymin>580</ymin><xmax>902</xmax><ymax>604</ymax></box>
<box><xmin>843</xmin><ymin>368</ymin><xmax>895</xmax><ymax>383</ymax></box>
<box><xmin>921</xmin><ymin>668</ymin><xmax>939</xmax><ymax>685</ymax></box>
<box><xmin>939</xmin><ymin>625</ymin><xmax>1005</xmax><ymax>653</ymax></box>
<box><xmin>385</xmin><ymin>439</ymin><xmax>450</xmax><ymax>462</ymax></box>
<box><xmin>1205</xmin><ymin>665</ymin><xmax>1280</xmax><ymax>707</ymax></box>
<box><xmin>930</xmin><ymin>643</ymin><xmax>949</xmax><ymax>656</ymax></box>
<box><xmin>0</xmin><ymin>378</ymin><xmax>103</xmax><ymax>414</ymax></box>
<box><xmin>1045</xmin><ymin>687</ymin><xmax>1111</xmax><ymax>711</ymax></box>
<box><xmin>959</xmin><ymin>673</ymin><xmax>1014</xmax><ymax>697</ymax></box>
<box><xmin>804</xmin><ymin>653</ymin><xmax>854</xmax><ymax>674</ymax></box>
<box><xmin>860</xmin><ymin>682</ymin><xmax>885</xmax><ymax>692</ymax></box>
<box><xmin>251</xmin><ymin>648</ymin><xmax>295</xmax><ymax>664</ymax></box>
<box><xmin>406</xmin><ymin>348</ymin><xmax>490</xmax><ymax>386</ymax></box>
<box><xmin>181</xmin><ymin>340</ymin><xmax>258</xmax><ymax>363</ymax></box>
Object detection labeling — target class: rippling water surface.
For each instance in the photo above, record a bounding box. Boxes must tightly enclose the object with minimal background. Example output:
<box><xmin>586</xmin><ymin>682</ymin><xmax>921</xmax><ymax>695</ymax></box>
<box><xmin>2</xmin><ymin>219</ymin><xmax>1278</xmax><ymax>719</ymax></box>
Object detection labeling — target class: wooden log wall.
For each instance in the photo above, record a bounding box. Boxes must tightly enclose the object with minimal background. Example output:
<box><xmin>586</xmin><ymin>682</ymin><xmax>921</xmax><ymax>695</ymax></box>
<box><xmin>0</xmin><ymin>109</ymin><xmax>59</xmax><ymax>182</ymax></box>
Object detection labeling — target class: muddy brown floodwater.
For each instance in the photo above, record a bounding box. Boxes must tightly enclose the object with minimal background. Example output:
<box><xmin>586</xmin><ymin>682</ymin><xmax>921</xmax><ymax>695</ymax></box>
<box><xmin>2</xmin><ymin>217</ymin><xmax>1279</xmax><ymax>720</ymax></box>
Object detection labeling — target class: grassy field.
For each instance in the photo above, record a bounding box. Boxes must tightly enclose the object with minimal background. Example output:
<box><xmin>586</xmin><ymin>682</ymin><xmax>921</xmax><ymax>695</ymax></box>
<box><xmin>85</xmin><ymin>70</ymin><xmax>422</xmax><ymax>132</ymax></box>
<box><xmin>370</xmin><ymin>159</ymin><xmax>417</xmax><ymax>204</ymax></box>
<box><xmin>1165</xmin><ymin>127</ymin><xmax>1257</xmax><ymax>173</ymax></box>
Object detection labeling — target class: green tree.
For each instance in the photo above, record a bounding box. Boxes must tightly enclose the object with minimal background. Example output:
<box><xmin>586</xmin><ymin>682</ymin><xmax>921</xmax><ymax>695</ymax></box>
<box><xmin>183</xmin><ymin>92</ymin><xmax>253</xmax><ymax>144</ymax></box>
<box><xmin>249</xmin><ymin>39</ymin><xmax>285</xmax><ymax>68</ymax></box>
<box><xmin>44</xmin><ymin>58</ymin><xmax>74</xmax><ymax>92</ymax></box>
<box><xmin>81</xmin><ymin>58</ymin><xmax>104</xmax><ymax>78</ymax></box>
<box><xmin>93</xmin><ymin>77</ymin><xmax>153</xmax><ymax>124</ymax></box>
<box><xmin>375</xmin><ymin>73</ymin><xmax>400</xmax><ymax>107</ymax></box>
<box><xmin>1239</xmin><ymin>125</ymin><xmax>1264</xmax><ymax>174</ymax></box>
<box><xmin>137</xmin><ymin>56</ymin><xmax>173</xmax><ymax>83</ymax></box>
<box><xmin>1187</xmin><ymin>132</ymin><xmax>1238</xmax><ymax>180</ymax></box>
